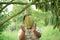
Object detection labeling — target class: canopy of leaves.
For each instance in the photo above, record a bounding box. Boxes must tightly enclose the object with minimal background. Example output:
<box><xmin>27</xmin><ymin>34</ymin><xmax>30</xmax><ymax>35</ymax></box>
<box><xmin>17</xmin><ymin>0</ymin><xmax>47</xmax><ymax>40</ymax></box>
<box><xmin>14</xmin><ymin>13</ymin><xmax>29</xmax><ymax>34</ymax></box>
<box><xmin>0</xmin><ymin>0</ymin><xmax>60</xmax><ymax>33</ymax></box>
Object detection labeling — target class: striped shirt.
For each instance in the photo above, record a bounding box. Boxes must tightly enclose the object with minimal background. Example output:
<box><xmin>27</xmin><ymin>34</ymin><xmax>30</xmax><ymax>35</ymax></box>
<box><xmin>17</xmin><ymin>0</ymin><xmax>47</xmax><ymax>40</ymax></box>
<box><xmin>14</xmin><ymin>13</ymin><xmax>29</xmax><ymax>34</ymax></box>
<box><xmin>18</xmin><ymin>27</ymin><xmax>41</xmax><ymax>40</ymax></box>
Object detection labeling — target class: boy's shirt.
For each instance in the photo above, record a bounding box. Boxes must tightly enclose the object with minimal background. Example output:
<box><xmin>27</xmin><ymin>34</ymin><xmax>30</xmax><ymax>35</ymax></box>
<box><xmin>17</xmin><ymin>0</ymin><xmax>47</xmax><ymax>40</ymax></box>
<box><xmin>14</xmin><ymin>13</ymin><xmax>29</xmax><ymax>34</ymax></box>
<box><xmin>18</xmin><ymin>27</ymin><xmax>41</xmax><ymax>40</ymax></box>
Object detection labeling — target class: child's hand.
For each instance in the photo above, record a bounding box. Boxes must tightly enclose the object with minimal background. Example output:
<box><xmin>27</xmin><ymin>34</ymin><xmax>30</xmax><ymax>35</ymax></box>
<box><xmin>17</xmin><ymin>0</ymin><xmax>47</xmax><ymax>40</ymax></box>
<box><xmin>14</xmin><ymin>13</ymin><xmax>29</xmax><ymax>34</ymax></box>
<box><xmin>21</xmin><ymin>25</ymin><xmax>25</xmax><ymax>32</ymax></box>
<box><xmin>32</xmin><ymin>24</ymin><xmax>36</xmax><ymax>32</ymax></box>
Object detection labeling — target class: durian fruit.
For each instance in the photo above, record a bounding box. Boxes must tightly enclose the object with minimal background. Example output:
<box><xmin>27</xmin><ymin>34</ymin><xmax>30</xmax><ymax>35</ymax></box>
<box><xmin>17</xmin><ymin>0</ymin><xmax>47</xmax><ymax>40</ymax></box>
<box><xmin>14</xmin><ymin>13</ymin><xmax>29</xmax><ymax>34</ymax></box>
<box><xmin>24</xmin><ymin>14</ymin><xmax>34</xmax><ymax>28</ymax></box>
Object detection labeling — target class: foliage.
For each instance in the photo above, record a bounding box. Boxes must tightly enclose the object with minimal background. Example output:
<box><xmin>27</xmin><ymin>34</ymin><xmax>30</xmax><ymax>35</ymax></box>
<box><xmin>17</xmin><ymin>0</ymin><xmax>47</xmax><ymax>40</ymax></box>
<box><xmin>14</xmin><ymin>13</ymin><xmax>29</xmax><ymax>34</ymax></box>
<box><xmin>0</xmin><ymin>0</ymin><xmax>60</xmax><ymax>30</ymax></box>
<box><xmin>0</xmin><ymin>0</ymin><xmax>60</xmax><ymax>40</ymax></box>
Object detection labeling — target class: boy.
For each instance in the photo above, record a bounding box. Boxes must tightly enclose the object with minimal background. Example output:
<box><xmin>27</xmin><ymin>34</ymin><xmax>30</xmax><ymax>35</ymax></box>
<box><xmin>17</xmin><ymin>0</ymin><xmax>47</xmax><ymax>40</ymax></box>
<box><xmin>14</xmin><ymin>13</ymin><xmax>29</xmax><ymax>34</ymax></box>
<box><xmin>18</xmin><ymin>13</ymin><xmax>41</xmax><ymax>40</ymax></box>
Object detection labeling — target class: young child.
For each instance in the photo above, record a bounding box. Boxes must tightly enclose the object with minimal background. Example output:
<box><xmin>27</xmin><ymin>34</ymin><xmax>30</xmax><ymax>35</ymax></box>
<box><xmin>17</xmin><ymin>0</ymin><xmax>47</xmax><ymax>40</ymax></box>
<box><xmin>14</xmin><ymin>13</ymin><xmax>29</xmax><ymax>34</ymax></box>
<box><xmin>18</xmin><ymin>13</ymin><xmax>41</xmax><ymax>40</ymax></box>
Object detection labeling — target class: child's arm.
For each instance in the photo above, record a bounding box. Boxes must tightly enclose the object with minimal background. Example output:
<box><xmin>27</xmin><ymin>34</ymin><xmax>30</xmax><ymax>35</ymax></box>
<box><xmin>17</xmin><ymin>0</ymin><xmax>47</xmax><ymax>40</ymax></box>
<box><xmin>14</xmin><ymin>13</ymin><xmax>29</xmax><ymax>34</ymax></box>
<box><xmin>19</xmin><ymin>25</ymin><xmax>25</xmax><ymax>40</ymax></box>
<box><xmin>33</xmin><ymin>30</ymin><xmax>41</xmax><ymax>38</ymax></box>
<box><xmin>32</xmin><ymin>24</ymin><xmax>41</xmax><ymax>38</ymax></box>
<box><xmin>19</xmin><ymin>30</ymin><xmax>25</xmax><ymax>40</ymax></box>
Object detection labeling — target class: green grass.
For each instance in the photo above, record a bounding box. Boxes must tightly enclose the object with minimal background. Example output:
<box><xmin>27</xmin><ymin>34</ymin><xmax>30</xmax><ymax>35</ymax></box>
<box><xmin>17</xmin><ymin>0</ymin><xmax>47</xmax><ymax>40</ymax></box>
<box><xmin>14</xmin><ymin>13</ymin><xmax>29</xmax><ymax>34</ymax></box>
<box><xmin>40</xmin><ymin>26</ymin><xmax>60</xmax><ymax>40</ymax></box>
<box><xmin>0</xmin><ymin>25</ymin><xmax>60</xmax><ymax>40</ymax></box>
<box><xmin>0</xmin><ymin>31</ymin><xmax>18</xmax><ymax>40</ymax></box>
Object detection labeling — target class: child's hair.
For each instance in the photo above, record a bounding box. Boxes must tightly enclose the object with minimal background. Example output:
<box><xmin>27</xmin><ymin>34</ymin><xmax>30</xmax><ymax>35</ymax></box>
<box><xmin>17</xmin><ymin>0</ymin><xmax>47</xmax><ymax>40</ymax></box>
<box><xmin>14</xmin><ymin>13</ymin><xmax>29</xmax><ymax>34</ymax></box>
<box><xmin>23</xmin><ymin>13</ymin><xmax>31</xmax><ymax>22</ymax></box>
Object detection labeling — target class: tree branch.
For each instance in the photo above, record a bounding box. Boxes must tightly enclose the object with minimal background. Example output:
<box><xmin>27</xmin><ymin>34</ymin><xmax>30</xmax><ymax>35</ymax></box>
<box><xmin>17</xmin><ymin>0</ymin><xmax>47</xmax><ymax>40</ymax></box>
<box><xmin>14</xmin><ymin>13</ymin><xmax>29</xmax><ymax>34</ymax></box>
<box><xmin>0</xmin><ymin>0</ymin><xmax>36</xmax><ymax>25</ymax></box>
<box><xmin>0</xmin><ymin>0</ymin><xmax>14</xmax><ymax>13</ymax></box>
<box><xmin>0</xmin><ymin>2</ymin><xmax>31</xmax><ymax>5</ymax></box>
<box><xmin>0</xmin><ymin>1</ymin><xmax>47</xmax><ymax>5</ymax></box>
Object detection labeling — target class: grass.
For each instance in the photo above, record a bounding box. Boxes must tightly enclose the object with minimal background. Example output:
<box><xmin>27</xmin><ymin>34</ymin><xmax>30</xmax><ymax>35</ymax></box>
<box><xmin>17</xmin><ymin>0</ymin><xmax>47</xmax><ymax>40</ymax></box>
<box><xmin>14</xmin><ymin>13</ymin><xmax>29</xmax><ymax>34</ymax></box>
<box><xmin>40</xmin><ymin>26</ymin><xmax>60</xmax><ymax>40</ymax></box>
<box><xmin>0</xmin><ymin>25</ymin><xmax>60</xmax><ymax>40</ymax></box>
<box><xmin>0</xmin><ymin>31</ymin><xmax>18</xmax><ymax>40</ymax></box>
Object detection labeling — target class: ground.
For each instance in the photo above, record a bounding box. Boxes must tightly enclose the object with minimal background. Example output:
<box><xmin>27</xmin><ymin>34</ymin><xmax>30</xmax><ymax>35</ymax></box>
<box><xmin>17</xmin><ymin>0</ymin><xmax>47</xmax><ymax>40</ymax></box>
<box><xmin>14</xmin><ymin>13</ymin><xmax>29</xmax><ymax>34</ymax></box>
<box><xmin>0</xmin><ymin>25</ymin><xmax>60</xmax><ymax>40</ymax></box>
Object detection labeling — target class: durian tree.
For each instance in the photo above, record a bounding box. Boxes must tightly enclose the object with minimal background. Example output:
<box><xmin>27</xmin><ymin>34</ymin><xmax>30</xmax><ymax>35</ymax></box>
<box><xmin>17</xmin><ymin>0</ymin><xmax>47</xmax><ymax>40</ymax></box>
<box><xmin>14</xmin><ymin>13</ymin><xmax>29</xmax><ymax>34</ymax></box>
<box><xmin>0</xmin><ymin>0</ymin><xmax>60</xmax><ymax>32</ymax></box>
<box><xmin>29</xmin><ymin>0</ymin><xmax>60</xmax><ymax>30</ymax></box>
